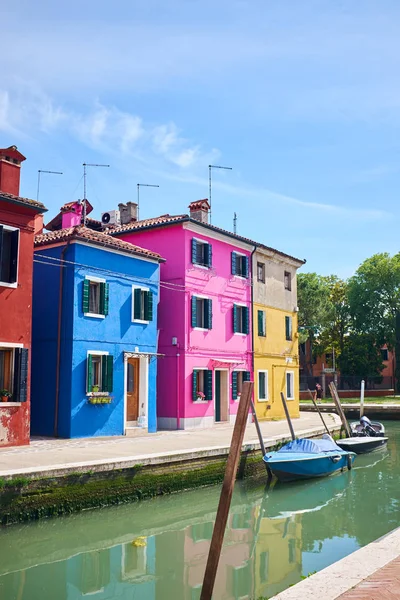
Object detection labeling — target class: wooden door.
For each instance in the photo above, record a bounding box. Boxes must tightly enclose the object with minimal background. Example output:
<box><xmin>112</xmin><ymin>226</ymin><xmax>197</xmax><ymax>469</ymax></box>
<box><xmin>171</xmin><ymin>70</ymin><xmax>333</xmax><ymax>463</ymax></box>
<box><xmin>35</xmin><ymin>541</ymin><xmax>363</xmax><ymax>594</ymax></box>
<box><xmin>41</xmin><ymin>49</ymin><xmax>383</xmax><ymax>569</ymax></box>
<box><xmin>127</xmin><ymin>358</ymin><xmax>139</xmax><ymax>422</ymax></box>
<box><xmin>215</xmin><ymin>371</ymin><xmax>221</xmax><ymax>422</ymax></box>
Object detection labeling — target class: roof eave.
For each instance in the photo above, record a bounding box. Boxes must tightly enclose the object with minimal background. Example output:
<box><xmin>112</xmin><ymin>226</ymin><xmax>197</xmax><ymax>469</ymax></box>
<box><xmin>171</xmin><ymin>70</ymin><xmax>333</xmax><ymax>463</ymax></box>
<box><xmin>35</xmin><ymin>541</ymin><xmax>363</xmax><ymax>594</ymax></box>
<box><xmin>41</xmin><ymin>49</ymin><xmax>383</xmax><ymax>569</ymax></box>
<box><xmin>0</xmin><ymin>194</ymin><xmax>47</xmax><ymax>214</ymax></box>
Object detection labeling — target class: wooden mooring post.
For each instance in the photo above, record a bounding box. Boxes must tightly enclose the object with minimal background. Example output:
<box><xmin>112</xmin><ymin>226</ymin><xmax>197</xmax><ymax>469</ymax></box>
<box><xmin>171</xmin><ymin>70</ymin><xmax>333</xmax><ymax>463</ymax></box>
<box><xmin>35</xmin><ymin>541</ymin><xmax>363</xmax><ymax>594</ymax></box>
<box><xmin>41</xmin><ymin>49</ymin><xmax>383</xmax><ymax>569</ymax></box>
<box><xmin>307</xmin><ymin>388</ymin><xmax>331</xmax><ymax>436</ymax></box>
<box><xmin>329</xmin><ymin>381</ymin><xmax>352</xmax><ymax>438</ymax></box>
<box><xmin>200</xmin><ymin>380</ymin><xmax>254</xmax><ymax>600</ymax></box>
<box><xmin>280</xmin><ymin>391</ymin><xmax>296</xmax><ymax>441</ymax></box>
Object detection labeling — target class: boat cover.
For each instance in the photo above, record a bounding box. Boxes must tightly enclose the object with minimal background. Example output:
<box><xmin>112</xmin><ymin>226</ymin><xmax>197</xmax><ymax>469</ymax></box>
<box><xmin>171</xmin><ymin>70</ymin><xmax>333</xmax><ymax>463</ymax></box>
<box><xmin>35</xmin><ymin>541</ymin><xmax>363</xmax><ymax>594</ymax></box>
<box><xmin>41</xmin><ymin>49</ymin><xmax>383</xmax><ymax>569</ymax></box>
<box><xmin>278</xmin><ymin>438</ymin><xmax>341</xmax><ymax>454</ymax></box>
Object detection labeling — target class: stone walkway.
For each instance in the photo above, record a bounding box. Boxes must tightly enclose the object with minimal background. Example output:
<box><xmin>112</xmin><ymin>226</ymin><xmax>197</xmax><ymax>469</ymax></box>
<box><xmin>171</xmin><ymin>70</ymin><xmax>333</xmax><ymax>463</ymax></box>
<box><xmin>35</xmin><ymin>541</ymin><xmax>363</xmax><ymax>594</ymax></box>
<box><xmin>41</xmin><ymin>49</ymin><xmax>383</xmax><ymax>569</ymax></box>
<box><xmin>338</xmin><ymin>556</ymin><xmax>400</xmax><ymax>599</ymax></box>
<box><xmin>0</xmin><ymin>412</ymin><xmax>340</xmax><ymax>478</ymax></box>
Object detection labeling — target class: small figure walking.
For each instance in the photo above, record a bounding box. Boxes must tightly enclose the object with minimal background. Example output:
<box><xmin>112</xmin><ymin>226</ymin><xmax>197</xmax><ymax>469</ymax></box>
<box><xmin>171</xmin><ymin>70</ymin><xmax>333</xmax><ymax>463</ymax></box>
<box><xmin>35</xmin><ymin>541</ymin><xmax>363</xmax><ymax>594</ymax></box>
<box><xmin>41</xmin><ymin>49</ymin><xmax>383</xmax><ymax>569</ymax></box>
<box><xmin>315</xmin><ymin>383</ymin><xmax>323</xmax><ymax>401</ymax></box>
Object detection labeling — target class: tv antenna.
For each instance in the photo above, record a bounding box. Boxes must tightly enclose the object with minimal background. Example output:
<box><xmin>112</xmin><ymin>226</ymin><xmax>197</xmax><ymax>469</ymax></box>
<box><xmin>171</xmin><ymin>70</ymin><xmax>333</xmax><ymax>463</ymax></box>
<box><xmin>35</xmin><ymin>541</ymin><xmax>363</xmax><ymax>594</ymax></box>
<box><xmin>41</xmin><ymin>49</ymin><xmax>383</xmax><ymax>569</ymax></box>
<box><xmin>37</xmin><ymin>170</ymin><xmax>63</xmax><ymax>201</ymax></box>
<box><xmin>233</xmin><ymin>212</ymin><xmax>237</xmax><ymax>234</ymax></box>
<box><xmin>82</xmin><ymin>162</ymin><xmax>110</xmax><ymax>225</ymax></box>
<box><xmin>137</xmin><ymin>183</ymin><xmax>159</xmax><ymax>220</ymax></box>
<box><xmin>208</xmin><ymin>164</ymin><xmax>232</xmax><ymax>225</ymax></box>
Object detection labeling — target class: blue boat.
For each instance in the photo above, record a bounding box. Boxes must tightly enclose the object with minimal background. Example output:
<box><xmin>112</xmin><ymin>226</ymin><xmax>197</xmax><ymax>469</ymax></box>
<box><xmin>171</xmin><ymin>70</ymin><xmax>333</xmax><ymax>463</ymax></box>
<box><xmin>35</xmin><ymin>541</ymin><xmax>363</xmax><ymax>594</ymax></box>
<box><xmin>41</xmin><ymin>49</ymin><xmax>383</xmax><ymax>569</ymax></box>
<box><xmin>263</xmin><ymin>435</ymin><xmax>356</xmax><ymax>482</ymax></box>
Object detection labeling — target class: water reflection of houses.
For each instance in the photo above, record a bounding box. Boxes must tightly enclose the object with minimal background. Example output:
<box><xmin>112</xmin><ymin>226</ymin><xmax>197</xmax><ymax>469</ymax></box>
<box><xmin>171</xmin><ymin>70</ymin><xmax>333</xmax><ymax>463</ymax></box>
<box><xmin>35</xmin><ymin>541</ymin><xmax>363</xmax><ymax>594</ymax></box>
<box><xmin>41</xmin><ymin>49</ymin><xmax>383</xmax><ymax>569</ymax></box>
<box><xmin>0</xmin><ymin>489</ymin><xmax>305</xmax><ymax>600</ymax></box>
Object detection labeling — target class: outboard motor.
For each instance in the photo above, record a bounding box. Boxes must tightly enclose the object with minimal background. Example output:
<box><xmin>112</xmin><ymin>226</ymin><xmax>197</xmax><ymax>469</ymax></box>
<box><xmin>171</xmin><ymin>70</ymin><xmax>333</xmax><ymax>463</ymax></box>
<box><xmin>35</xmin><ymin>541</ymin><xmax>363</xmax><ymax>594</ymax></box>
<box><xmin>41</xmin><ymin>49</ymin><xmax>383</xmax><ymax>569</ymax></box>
<box><xmin>360</xmin><ymin>416</ymin><xmax>376</xmax><ymax>437</ymax></box>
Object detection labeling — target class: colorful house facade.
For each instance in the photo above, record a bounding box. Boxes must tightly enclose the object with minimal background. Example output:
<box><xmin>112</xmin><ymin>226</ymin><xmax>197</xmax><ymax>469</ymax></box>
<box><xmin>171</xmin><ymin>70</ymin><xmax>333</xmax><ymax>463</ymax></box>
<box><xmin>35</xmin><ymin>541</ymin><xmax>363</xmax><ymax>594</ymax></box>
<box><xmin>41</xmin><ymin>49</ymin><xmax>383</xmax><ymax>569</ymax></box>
<box><xmin>0</xmin><ymin>145</ymin><xmax>47</xmax><ymax>447</ymax></box>
<box><xmin>253</xmin><ymin>246</ymin><xmax>305</xmax><ymax>420</ymax></box>
<box><xmin>31</xmin><ymin>201</ymin><xmax>163</xmax><ymax>438</ymax></box>
<box><xmin>112</xmin><ymin>200</ymin><xmax>254</xmax><ymax>429</ymax></box>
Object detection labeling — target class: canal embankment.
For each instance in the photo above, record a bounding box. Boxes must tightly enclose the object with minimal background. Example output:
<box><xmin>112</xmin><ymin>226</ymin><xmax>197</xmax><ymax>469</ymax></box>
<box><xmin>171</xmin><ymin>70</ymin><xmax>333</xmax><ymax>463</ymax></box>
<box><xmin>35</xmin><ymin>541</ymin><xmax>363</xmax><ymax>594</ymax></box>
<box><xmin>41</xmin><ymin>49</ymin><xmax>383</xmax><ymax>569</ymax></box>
<box><xmin>270</xmin><ymin>526</ymin><xmax>400</xmax><ymax>600</ymax></box>
<box><xmin>300</xmin><ymin>402</ymin><xmax>400</xmax><ymax>420</ymax></box>
<box><xmin>0</xmin><ymin>413</ymin><xmax>340</xmax><ymax>524</ymax></box>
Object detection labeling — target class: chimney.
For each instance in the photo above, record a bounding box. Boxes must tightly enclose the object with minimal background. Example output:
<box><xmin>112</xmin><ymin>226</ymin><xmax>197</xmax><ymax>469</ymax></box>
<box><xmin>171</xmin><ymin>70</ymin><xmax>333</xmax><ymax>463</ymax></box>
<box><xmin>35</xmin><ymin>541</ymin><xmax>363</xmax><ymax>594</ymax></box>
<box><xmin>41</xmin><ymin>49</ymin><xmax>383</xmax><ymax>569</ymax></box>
<box><xmin>188</xmin><ymin>199</ymin><xmax>210</xmax><ymax>224</ymax></box>
<box><xmin>61</xmin><ymin>201</ymin><xmax>83</xmax><ymax>228</ymax></box>
<box><xmin>119</xmin><ymin>201</ymin><xmax>138</xmax><ymax>225</ymax></box>
<box><xmin>34</xmin><ymin>214</ymin><xmax>44</xmax><ymax>235</ymax></box>
<box><xmin>0</xmin><ymin>145</ymin><xmax>26</xmax><ymax>196</ymax></box>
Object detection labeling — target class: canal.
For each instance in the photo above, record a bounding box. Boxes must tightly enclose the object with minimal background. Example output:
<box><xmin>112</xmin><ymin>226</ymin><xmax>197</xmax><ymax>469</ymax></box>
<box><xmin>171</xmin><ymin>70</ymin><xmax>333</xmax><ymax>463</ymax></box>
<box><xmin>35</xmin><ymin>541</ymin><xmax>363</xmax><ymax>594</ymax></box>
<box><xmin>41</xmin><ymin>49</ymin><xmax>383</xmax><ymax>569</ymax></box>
<box><xmin>0</xmin><ymin>422</ymin><xmax>399</xmax><ymax>600</ymax></box>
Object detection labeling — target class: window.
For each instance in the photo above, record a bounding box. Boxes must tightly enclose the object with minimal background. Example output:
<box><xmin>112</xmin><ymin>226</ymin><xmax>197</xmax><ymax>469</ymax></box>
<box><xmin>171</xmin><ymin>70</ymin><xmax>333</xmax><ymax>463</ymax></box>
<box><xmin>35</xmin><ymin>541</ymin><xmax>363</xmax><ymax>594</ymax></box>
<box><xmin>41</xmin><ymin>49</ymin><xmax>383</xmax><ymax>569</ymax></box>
<box><xmin>258</xmin><ymin>370</ymin><xmax>268</xmax><ymax>401</ymax></box>
<box><xmin>191</xmin><ymin>522</ymin><xmax>214</xmax><ymax>542</ymax></box>
<box><xmin>0</xmin><ymin>225</ymin><xmax>19</xmax><ymax>286</ymax></box>
<box><xmin>284</xmin><ymin>271</ymin><xmax>292</xmax><ymax>291</ymax></box>
<box><xmin>231</xmin><ymin>252</ymin><xmax>249</xmax><ymax>278</ymax></box>
<box><xmin>0</xmin><ymin>346</ymin><xmax>28</xmax><ymax>402</ymax></box>
<box><xmin>132</xmin><ymin>287</ymin><xmax>153</xmax><ymax>322</ymax></box>
<box><xmin>86</xmin><ymin>353</ymin><xmax>114</xmax><ymax>393</ymax></box>
<box><xmin>286</xmin><ymin>371</ymin><xmax>295</xmax><ymax>400</ymax></box>
<box><xmin>381</xmin><ymin>348</ymin><xmax>389</xmax><ymax>361</ymax></box>
<box><xmin>191</xmin><ymin>238</ymin><xmax>212</xmax><ymax>267</ymax></box>
<box><xmin>233</xmin><ymin>304</ymin><xmax>249</xmax><ymax>334</ymax></box>
<box><xmin>288</xmin><ymin>538</ymin><xmax>296</xmax><ymax>563</ymax></box>
<box><xmin>257</xmin><ymin>262</ymin><xmax>265</xmax><ymax>283</ymax></box>
<box><xmin>285</xmin><ymin>316</ymin><xmax>292</xmax><ymax>341</ymax></box>
<box><xmin>192</xmin><ymin>369</ymin><xmax>212</xmax><ymax>401</ymax></box>
<box><xmin>232</xmin><ymin>371</ymin><xmax>251</xmax><ymax>400</ymax></box>
<box><xmin>258</xmin><ymin>310</ymin><xmax>266</xmax><ymax>337</ymax></box>
<box><xmin>83</xmin><ymin>277</ymin><xmax>109</xmax><ymax>317</ymax></box>
<box><xmin>259</xmin><ymin>551</ymin><xmax>269</xmax><ymax>582</ymax></box>
<box><xmin>191</xmin><ymin>296</ymin><xmax>212</xmax><ymax>329</ymax></box>
<box><xmin>232</xmin><ymin>562</ymin><xmax>251</xmax><ymax>599</ymax></box>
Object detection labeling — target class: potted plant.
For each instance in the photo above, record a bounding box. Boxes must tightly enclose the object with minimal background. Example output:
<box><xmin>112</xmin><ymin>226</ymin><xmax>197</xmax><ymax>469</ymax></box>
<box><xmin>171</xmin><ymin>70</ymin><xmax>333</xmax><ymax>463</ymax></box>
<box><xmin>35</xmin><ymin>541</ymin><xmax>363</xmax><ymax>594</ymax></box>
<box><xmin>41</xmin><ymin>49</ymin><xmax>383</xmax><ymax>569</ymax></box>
<box><xmin>0</xmin><ymin>390</ymin><xmax>12</xmax><ymax>402</ymax></box>
<box><xmin>196</xmin><ymin>391</ymin><xmax>205</xmax><ymax>401</ymax></box>
<box><xmin>91</xmin><ymin>385</ymin><xmax>99</xmax><ymax>393</ymax></box>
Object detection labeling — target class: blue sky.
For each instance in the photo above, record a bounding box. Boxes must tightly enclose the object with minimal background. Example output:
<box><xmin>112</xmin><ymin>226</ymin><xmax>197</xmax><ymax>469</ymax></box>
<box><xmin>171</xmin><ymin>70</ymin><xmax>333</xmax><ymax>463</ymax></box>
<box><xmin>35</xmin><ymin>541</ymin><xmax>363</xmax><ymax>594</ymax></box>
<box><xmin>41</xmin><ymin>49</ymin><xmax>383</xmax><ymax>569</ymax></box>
<box><xmin>2</xmin><ymin>0</ymin><xmax>400</xmax><ymax>277</ymax></box>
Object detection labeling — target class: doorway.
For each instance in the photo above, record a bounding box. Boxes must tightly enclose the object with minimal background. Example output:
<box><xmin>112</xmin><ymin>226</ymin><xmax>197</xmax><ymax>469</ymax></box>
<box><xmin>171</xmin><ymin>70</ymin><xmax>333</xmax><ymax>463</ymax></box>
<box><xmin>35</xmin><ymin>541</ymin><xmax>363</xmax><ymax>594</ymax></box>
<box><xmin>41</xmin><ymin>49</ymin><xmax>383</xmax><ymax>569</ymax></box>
<box><xmin>215</xmin><ymin>370</ymin><xmax>229</xmax><ymax>422</ymax></box>
<box><xmin>127</xmin><ymin>357</ymin><xmax>139</xmax><ymax>423</ymax></box>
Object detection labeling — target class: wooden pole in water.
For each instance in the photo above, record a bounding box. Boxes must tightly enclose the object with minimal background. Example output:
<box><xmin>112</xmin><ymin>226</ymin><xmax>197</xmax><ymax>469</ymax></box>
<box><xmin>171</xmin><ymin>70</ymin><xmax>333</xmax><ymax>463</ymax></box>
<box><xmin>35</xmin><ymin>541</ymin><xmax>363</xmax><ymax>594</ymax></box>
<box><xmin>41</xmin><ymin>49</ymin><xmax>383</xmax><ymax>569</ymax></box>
<box><xmin>308</xmin><ymin>388</ymin><xmax>331</xmax><ymax>436</ymax></box>
<box><xmin>280</xmin><ymin>391</ymin><xmax>296</xmax><ymax>441</ymax></box>
<box><xmin>329</xmin><ymin>381</ymin><xmax>352</xmax><ymax>438</ymax></box>
<box><xmin>200</xmin><ymin>381</ymin><xmax>253</xmax><ymax>600</ymax></box>
<box><xmin>250</xmin><ymin>399</ymin><xmax>266</xmax><ymax>456</ymax></box>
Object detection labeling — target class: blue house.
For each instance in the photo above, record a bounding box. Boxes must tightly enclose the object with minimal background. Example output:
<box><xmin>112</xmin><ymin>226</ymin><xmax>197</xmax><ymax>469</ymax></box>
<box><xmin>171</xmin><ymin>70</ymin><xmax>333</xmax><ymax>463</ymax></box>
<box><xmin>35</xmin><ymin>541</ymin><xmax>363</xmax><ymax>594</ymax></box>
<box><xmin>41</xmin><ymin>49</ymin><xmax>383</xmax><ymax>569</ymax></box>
<box><xmin>31</xmin><ymin>201</ymin><xmax>164</xmax><ymax>438</ymax></box>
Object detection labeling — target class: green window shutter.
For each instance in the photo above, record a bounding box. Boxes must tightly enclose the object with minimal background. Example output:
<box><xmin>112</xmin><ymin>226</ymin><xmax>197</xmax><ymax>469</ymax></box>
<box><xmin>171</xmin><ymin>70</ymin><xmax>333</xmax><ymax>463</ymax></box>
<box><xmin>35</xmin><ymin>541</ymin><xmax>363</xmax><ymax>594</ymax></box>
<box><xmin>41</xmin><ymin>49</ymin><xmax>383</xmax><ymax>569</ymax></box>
<box><xmin>207</xmin><ymin>299</ymin><xmax>212</xmax><ymax>329</ymax></box>
<box><xmin>244</xmin><ymin>306</ymin><xmax>250</xmax><ymax>334</ymax></box>
<box><xmin>83</xmin><ymin>280</ymin><xmax>90</xmax><ymax>314</ymax></box>
<box><xmin>206</xmin><ymin>243</ymin><xmax>212</xmax><ymax>267</ymax></box>
<box><xmin>233</xmin><ymin>304</ymin><xmax>238</xmax><ymax>333</ymax></box>
<box><xmin>258</xmin><ymin>310</ymin><xmax>264</xmax><ymax>336</ymax></box>
<box><xmin>243</xmin><ymin>371</ymin><xmax>251</xmax><ymax>382</ymax></box>
<box><xmin>134</xmin><ymin>288</ymin><xmax>142</xmax><ymax>320</ymax></box>
<box><xmin>13</xmin><ymin>348</ymin><xmax>28</xmax><ymax>402</ymax></box>
<box><xmin>244</xmin><ymin>256</ymin><xmax>249</xmax><ymax>278</ymax></box>
<box><xmin>259</xmin><ymin>372</ymin><xmax>266</xmax><ymax>399</ymax></box>
<box><xmin>100</xmin><ymin>282</ymin><xmax>109</xmax><ymax>316</ymax></box>
<box><xmin>102</xmin><ymin>355</ymin><xmax>114</xmax><ymax>393</ymax></box>
<box><xmin>232</xmin><ymin>371</ymin><xmax>238</xmax><ymax>399</ymax></box>
<box><xmin>9</xmin><ymin>230</ymin><xmax>19</xmax><ymax>284</ymax></box>
<box><xmin>231</xmin><ymin>252</ymin><xmax>237</xmax><ymax>275</ymax></box>
<box><xmin>86</xmin><ymin>355</ymin><xmax>93</xmax><ymax>393</ymax></box>
<box><xmin>205</xmin><ymin>370</ymin><xmax>213</xmax><ymax>400</ymax></box>
<box><xmin>285</xmin><ymin>316</ymin><xmax>292</xmax><ymax>340</ymax></box>
<box><xmin>192</xmin><ymin>370</ymin><xmax>199</xmax><ymax>401</ymax></box>
<box><xmin>144</xmin><ymin>290</ymin><xmax>153</xmax><ymax>321</ymax></box>
<box><xmin>191</xmin><ymin>238</ymin><xmax>198</xmax><ymax>264</ymax></box>
<box><xmin>191</xmin><ymin>296</ymin><xmax>197</xmax><ymax>328</ymax></box>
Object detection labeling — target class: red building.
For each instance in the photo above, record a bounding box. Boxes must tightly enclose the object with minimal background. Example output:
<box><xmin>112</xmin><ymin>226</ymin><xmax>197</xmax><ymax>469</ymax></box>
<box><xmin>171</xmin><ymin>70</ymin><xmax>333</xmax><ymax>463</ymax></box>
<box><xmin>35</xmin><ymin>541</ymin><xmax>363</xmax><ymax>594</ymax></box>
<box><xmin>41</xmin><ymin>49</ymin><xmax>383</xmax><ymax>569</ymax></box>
<box><xmin>0</xmin><ymin>146</ymin><xmax>47</xmax><ymax>447</ymax></box>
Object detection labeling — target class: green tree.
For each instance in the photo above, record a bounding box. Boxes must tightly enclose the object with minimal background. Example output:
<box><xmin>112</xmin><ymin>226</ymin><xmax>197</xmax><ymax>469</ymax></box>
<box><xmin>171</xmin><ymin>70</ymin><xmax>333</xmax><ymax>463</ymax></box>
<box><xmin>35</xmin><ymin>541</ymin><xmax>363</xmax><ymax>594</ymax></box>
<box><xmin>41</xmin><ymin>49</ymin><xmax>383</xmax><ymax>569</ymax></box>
<box><xmin>347</xmin><ymin>252</ymin><xmax>400</xmax><ymax>390</ymax></box>
<box><xmin>337</xmin><ymin>333</ymin><xmax>384</xmax><ymax>380</ymax></box>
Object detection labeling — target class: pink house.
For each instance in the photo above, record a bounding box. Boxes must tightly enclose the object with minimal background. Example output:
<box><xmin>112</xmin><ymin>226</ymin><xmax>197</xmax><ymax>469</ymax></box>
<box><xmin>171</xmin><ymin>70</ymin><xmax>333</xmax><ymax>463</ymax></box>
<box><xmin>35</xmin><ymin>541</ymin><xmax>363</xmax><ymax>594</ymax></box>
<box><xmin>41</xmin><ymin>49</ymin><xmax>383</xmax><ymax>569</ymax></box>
<box><xmin>112</xmin><ymin>200</ymin><xmax>254</xmax><ymax>429</ymax></box>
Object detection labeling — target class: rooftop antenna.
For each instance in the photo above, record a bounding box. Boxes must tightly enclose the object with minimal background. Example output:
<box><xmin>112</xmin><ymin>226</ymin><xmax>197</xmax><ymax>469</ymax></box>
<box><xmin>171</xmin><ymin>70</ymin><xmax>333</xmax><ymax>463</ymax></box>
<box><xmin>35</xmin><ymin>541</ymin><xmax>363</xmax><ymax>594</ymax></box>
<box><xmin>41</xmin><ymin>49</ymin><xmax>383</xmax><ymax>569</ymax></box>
<box><xmin>137</xmin><ymin>183</ymin><xmax>159</xmax><ymax>220</ymax></box>
<box><xmin>82</xmin><ymin>162</ymin><xmax>110</xmax><ymax>225</ymax></box>
<box><xmin>208</xmin><ymin>164</ymin><xmax>232</xmax><ymax>225</ymax></box>
<box><xmin>37</xmin><ymin>170</ymin><xmax>63</xmax><ymax>201</ymax></box>
<box><xmin>233</xmin><ymin>212</ymin><xmax>237</xmax><ymax>234</ymax></box>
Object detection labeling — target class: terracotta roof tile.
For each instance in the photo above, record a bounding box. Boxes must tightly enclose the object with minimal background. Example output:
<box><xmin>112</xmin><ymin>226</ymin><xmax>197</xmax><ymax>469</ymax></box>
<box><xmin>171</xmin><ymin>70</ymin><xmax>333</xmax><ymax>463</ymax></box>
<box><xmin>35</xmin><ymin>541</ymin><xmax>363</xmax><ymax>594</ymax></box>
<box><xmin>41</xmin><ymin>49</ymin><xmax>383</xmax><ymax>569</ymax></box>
<box><xmin>110</xmin><ymin>213</ymin><xmax>305</xmax><ymax>265</ymax></box>
<box><xmin>0</xmin><ymin>191</ymin><xmax>47</xmax><ymax>212</ymax></box>
<box><xmin>34</xmin><ymin>226</ymin><xmax>164</xmax><ymax>261</ymax></box>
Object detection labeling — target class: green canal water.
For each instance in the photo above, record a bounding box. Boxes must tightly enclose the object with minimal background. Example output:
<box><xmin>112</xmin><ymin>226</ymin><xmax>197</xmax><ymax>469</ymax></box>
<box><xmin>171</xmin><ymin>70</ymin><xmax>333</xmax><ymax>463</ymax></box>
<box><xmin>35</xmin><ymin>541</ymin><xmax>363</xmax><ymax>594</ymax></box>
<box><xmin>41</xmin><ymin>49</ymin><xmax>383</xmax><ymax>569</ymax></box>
<box><xmin>1</xmin><ymin>422</ymin><xmax>399</xmax><ymax>600</ymax></box>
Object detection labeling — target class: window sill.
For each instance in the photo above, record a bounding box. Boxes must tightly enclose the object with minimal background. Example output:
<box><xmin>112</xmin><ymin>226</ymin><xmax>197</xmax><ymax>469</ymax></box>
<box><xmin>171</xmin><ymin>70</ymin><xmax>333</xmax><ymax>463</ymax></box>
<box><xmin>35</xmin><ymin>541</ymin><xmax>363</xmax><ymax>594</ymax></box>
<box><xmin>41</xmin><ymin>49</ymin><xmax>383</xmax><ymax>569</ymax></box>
<box><xmin>234</xmin><ymin>332</ymin><xmax>248</xmax><ymax>336</ymax></box>
<box><xmin>132</xmin><ymin>319</ymin><xmax>150</xmax><ymax>325</ymax></box>
<box><xmin>193</xmin><ymin>399</ymin><xmax>209</xmax><ymax>404</ymax></box>
<box><xmin>193</xmin><ymin>327</ymin><xmax>210</xmax><ymax>331</ymax></box>
<box><xmin>0</xmin><ymin>402</ymin><xmax>22</xmax><ymax>407</ymax></box>
<box><xmin>192</xmin><ymin>263</ymin><xmax>211</xmax><ymax>270</ymax></box>
<box><xmin>84</xmin><ymin>312</ymin><xmax>106</xmax><ymax>319</ymax></box>
<box><xmin>287</xmin><ymin>397</ymin><xmax>295</xmax><ymax>401</ymax></box>
<box><xmin>86</xmin><ymin>392</ymin><xmax>110</xmax><ymax>397</ymax></box>
<box><xmin>233</xmin><ymin>275</ymin><xmax>248</xmax><ymax>280</ymax></box>
<box><xmin>257</xmin><ymin>398</ymin><xmax>269</xmax><ymax>403</ymax></box>
<box><xmin>0</xmin><ymin>281</ymin><xmax>17</xmax><ymax>289</ymax></box>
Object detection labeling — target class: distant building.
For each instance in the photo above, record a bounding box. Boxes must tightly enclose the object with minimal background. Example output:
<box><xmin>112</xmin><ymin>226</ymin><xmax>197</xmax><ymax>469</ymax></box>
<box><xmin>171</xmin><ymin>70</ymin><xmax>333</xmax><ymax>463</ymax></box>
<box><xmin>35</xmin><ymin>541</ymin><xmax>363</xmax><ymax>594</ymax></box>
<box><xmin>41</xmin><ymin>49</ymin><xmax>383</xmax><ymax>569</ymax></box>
<box><xmin>32</xmin><ymin>200</ymin><xmax>163</xmax><ymax>438</ymax></box>
<box><xmin>0</xmin><ymin>145</ymin><xmax>47</xmax><ymax>447</ymax></box>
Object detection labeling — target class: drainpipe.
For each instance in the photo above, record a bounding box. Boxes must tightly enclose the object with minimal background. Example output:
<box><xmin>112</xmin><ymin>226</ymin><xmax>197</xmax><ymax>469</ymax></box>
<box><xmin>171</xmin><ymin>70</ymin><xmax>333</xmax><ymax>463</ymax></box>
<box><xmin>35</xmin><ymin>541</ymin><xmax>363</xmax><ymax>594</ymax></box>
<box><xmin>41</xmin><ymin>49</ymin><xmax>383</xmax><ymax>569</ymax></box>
<box><xmin>176</xmin><ymin>351</ymin><xmax>180</xmax><ymax>430</ymax></box>
<box><xmin>54</xmin><ymin>240</ymin><xmax>71</xmax><ymax>437</ymax></box>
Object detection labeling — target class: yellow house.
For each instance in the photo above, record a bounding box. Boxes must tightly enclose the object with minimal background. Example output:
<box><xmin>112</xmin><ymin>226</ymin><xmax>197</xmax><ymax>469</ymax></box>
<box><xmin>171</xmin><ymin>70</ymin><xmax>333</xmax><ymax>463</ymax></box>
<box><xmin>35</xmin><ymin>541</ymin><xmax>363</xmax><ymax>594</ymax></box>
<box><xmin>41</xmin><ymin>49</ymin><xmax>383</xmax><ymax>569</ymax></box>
<box><xmin>253</xmin><ymin>247</ymin><xmax>305</xmax><ymax>420</ymax></box>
